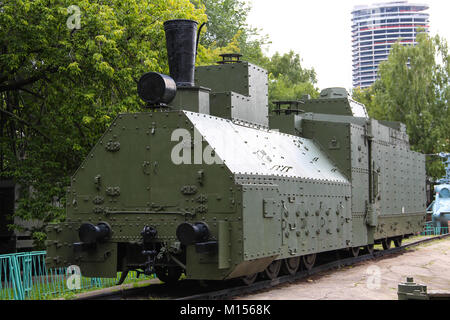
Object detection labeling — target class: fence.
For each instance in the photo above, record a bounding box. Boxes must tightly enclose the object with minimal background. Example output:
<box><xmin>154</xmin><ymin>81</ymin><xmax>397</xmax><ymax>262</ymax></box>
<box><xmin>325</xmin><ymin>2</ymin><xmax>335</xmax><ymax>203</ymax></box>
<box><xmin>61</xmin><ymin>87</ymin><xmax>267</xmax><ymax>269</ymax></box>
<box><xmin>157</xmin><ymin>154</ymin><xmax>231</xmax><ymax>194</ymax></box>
<box><xmin>0</xmin><ymin>251</ymin><xmax>155</xmax><ymax>300</ymax></box>
<box><xmin>420</xmin><ymin>221</ymin><xmax>449</xmax><ymax>236</ymax></box>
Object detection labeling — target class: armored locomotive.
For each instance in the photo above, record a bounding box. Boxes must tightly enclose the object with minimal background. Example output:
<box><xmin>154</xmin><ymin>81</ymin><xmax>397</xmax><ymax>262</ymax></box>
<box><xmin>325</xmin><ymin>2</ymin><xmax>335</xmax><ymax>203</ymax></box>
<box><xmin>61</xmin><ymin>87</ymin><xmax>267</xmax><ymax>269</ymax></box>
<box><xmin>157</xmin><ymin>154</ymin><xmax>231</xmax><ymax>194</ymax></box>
<box><xmin>46</xmin><ymin>20</ymin><xmax>426</xmax><ymax>284</ymax></box>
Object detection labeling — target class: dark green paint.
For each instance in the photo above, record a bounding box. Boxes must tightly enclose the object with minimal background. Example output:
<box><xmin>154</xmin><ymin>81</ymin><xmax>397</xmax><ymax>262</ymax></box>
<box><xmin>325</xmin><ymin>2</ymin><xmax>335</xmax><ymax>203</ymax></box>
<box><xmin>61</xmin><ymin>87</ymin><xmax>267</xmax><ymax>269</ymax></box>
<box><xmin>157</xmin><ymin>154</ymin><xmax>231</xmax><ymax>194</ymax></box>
<box><xmin>46</xmin><ymin>65</ymin><xmax>426</xmax><ymax>281</ymax></box>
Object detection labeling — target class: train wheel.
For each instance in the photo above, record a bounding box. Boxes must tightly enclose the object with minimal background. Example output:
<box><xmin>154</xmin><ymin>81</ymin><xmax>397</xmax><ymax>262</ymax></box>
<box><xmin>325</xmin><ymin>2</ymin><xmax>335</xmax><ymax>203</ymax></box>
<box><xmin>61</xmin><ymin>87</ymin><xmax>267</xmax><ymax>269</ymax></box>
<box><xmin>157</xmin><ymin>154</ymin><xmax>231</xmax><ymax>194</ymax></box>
<box><xmin>241</xmin><ymin>273</ymin><xmax>258</xmax><ymax>285</ymax></box>
<box><xmin>382</xmin><ymin>238</ymin><xmax>392</xmax><ymax>250</ymax></box>
<box><xmin>261</xmin><ymin>260</ymin><xmax>281</xmax><ymax>280</ymax></box>
<box><xmin>366</xmin><ymin>244</ymin><xmax>374</xmax><ymax>255</ymax></box>
<box><xmin>350</xmin><ymin>247</ymin><xmax>360</xmax><ymax>257</ymax></box>
<box><xmin>154</xmin><ymin>266</ymin><xmax>182</xmax><ymax>284</ymax></box>
<box><xmin>301</xmin><ymin>254</ymin><xmax>316</xmax><ymax>271</ymax></box>
<box><xmin>281</xmin><ymin>257</ymin><xmax>300</xmax><ymax>276</ymax></box>
<box><xmin>393</xmin><ymin>237</ymin><xmax>403</xmax><ymax>247</ymax></box>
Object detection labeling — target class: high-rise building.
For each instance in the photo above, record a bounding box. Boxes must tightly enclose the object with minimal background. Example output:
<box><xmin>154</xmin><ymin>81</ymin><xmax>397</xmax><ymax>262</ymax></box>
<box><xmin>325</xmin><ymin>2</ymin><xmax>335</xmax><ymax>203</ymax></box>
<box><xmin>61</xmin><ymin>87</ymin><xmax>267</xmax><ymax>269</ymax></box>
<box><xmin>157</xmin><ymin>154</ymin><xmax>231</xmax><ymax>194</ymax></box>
<box><xmin>351</xmin><ymin>1</ymin><xmax>429</xmax><ymax>88</ymax></box>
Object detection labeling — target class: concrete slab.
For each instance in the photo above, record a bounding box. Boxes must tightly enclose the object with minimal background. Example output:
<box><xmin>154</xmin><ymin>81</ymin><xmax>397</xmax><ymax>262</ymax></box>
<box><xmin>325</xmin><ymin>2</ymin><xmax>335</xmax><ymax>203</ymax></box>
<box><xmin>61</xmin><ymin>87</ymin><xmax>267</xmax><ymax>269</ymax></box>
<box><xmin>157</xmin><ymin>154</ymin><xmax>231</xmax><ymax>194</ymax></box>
<box><xmin>236</xmin><ymin>237</ymin><xmax>450</xmax><ymax>300</ymax></box>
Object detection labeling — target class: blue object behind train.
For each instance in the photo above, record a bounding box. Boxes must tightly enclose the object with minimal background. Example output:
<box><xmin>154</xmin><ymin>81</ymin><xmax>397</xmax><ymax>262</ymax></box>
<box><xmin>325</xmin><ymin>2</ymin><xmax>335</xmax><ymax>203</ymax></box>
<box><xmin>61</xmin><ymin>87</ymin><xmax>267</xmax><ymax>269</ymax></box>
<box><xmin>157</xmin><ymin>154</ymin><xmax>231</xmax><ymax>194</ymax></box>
<box><xmin>431</xmin><ymin>184</ymin><xmax>450</xmax><ymax>228</ymax></box>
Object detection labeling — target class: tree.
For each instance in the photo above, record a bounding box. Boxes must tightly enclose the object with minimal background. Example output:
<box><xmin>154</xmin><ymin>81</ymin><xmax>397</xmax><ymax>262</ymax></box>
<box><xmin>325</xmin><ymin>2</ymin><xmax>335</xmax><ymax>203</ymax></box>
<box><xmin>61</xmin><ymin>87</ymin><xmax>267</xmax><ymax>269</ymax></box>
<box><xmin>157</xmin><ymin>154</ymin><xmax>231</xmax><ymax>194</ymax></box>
<box><xmin>0</xmin><ymin>0</ymin><xmax>206</xmax><ymax>248</ymax></box>
<box><xmin>264</xmin><ymin>51</ymin><xmax>319</xmax><ymax>106</ymax></box>
<box><xmin>352</xmin><ymin>33</ymin><xmax>449</xmax><ymax>178</ymax></box>
<box><xmin>351</xmin><ymin>85</ymin><xmax>383</xmax><ymax>118</ymax></box>
<box><xmin>191</xmin><ymin>0</ymin><xmax>269</xmax><ymax>65</ymax></box>
<box><xmin>0</xmin><ymin>0</ymin><xmax>320</xmax><ymax>249</ymax></box>
<box><xmin>192</xmin><ymin>0</ymin><xmax>318</xmax><ymax>105</ymax></box>
<box><xmin>266</xmin><ymin>51</ymin><xmax>317</xmax><ymax>84</ymax></box>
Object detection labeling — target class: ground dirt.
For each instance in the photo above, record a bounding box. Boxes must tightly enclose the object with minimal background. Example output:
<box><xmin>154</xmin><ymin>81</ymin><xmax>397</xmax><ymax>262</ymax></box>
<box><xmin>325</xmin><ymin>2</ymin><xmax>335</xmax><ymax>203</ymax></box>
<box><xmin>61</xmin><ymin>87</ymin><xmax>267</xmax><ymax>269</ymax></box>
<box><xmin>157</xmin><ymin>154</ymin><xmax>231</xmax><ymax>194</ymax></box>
<box><xmin>235</xmin><ymin>237</ymin><xmax>450</xmax><ymax>300</ymax></box>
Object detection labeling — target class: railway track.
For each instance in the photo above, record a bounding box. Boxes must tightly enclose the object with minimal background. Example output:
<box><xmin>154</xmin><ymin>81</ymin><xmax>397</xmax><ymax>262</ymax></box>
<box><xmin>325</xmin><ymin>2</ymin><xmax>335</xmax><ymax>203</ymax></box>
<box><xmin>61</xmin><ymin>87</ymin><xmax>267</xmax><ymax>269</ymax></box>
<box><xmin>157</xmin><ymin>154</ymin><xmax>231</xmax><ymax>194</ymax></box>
<box><xmin>75</xmin><ymin>234</ymin><xmax>450</xmax><ymax>300</ymax></box>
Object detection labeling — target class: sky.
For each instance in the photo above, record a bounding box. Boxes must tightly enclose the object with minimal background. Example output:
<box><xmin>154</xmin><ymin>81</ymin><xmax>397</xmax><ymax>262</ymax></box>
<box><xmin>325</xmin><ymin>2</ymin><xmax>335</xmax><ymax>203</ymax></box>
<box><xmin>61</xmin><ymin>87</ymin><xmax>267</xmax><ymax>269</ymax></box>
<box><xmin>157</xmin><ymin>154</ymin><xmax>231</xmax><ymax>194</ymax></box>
<box><xmin>246</xmin><ymin>0</ymin><xmax>450</xmax><ymax>91</ymax></box>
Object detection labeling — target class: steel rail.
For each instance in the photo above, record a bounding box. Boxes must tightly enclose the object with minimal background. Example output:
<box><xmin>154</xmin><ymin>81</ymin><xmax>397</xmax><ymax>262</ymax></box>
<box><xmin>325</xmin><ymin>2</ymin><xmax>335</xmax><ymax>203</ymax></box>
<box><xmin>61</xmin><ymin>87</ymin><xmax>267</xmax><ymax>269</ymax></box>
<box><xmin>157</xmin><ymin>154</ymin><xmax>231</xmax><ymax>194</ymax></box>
<box><xmin>74</xmin><ymin>281</ymin><xmax>157</xmax><ymax>300</ymax></box>
<box><xmin>75</xmin><ymin>234</ymin><xmax>450</xmax><ymax>300</ymax></box>
<box><xmin>176</xmin><ymin>233</ymin><xmax>450</xmax><ymax>300</ymax></box>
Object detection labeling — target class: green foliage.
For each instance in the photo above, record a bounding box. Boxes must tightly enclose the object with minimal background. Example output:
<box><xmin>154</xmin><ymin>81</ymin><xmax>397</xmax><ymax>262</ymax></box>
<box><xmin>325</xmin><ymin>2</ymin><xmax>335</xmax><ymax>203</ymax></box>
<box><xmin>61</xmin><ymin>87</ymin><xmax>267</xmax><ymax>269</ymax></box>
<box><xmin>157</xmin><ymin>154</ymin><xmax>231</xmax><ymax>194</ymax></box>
<box><xmin>268</xmin><ymin>74</ymin><xmax>318</xmax><ymax>104</ymax></box>
<box><xmin>191</xmin><ymin>0</ymin><xmax>269</xmax><ymax>65</ymax></box>
<box><xmin>352</xmin><ymin>86</ymin><xmax>381</xmax><ymax>117</ymax></box>
<box><xmin>352</xmin><ymin>33</ymin><xmax>449</xmax><ymax>179</ymax></box>
<box><xmin>0</xmin><ymin>0</ymin><xmax>206</xmax><ymax>241</ymax></box>
<box><xmin>0</xmin><ymin>0</ymin><xmax>318</xmax><ymax>247</ymax></box>
<box><xmin>32</xmin><ymin>231</ymin><xmax>47</xmax><ymax>250</ymax></box>
<box><xmin>196</xmin><ymin>31</ymin><xmax>242</xmax><ymax>65</ymax></box>
<box><xmin>264</xmin><ymin>51</ymin><xmax>319</xmax><ymax>106</ymax></box>
<box><xmin>266</xmin><ymin>51</ymin><xmax>317</xmax><ymax>84</ymax></box>
<box><xmin>192</xmin><ymin>0</ymin><xmax>251</xmax><ymax>47</ymax></box>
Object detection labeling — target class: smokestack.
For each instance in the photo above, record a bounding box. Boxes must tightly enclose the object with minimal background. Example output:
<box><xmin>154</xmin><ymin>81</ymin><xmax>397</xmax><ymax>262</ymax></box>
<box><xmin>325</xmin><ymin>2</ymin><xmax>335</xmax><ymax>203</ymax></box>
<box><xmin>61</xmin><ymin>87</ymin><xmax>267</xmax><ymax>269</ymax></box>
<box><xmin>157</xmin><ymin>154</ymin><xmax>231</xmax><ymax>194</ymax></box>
<box><xmin>163</xmin><ymin>19</ymin><xmax>198</xmax><ymax>87</ymax></box>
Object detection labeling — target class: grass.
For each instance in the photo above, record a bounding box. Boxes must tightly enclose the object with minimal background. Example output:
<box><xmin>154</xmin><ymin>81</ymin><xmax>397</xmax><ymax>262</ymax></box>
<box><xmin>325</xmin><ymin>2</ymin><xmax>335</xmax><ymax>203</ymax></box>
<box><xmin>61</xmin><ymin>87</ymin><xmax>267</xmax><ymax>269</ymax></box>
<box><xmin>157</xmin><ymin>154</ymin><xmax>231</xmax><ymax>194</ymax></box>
<box><xmin>54</xmin><ymin>273</ymin><xmax>156</xmax><ymax>300</ymax></box>
<box><xmin>1</xmin><ymin>271</ymin><xmax>156</xmax><ymax>300</ymax></box>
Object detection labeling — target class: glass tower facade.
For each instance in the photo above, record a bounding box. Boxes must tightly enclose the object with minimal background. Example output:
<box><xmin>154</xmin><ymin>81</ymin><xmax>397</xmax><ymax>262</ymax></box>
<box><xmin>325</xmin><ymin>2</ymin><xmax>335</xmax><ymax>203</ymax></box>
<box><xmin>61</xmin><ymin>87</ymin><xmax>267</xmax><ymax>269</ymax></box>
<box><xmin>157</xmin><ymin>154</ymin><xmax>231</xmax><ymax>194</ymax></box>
<box><xmin>352</xmin><ymin>1</ymin><xmax>429</xmax><ymax>88</ymax></box>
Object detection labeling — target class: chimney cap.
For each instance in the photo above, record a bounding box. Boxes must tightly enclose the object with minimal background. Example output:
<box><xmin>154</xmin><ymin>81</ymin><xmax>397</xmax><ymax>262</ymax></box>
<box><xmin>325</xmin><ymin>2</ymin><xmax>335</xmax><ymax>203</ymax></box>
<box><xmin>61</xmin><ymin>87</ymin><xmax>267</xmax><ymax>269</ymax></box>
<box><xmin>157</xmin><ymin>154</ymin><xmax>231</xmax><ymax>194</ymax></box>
<box><xmin>217</xmin><ymin>53</ymin><xmax>243</xmax><ymax>64</ymax></box>
<box><xmin>163</xmin><ymin>19</ymin><xmax>198</xmax><ymax>30</ymax></box>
